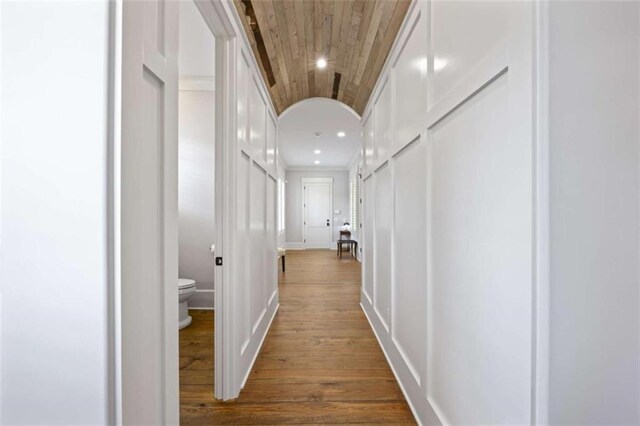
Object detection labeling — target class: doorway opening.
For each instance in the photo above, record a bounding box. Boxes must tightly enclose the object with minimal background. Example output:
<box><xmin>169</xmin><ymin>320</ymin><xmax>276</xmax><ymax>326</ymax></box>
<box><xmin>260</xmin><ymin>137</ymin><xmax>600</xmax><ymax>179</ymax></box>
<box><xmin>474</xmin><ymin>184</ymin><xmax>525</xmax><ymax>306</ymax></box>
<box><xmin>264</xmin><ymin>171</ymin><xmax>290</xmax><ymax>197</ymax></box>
<box><xmin>278</xmin><ymin>98</ymin><xmax>363</xmax><ymax>257</ymax></box>
<box><xmin>177</xmin><ymin>0</ymin><xmax>217</xmax><ymax>413</ymax></box>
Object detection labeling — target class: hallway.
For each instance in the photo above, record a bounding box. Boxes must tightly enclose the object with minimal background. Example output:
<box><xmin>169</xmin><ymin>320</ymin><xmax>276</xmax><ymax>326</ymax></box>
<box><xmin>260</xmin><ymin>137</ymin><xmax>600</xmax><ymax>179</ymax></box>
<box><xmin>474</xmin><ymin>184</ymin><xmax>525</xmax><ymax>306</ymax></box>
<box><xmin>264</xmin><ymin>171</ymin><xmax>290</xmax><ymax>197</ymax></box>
<box><xmin>180</xmin><ymin>250</ymin><xmax>415</xmax><ymax>424</ymax></box>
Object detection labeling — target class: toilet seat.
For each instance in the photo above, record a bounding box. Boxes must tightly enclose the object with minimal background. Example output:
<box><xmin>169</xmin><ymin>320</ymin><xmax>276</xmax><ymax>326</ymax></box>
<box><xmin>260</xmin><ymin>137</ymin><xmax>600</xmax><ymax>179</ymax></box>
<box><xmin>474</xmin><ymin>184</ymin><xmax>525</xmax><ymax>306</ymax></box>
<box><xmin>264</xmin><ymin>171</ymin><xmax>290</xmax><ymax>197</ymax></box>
<box><xmin>178</xmin><ymin>278</ymin><xmax>196</xmax><ymax>289</ymax></box>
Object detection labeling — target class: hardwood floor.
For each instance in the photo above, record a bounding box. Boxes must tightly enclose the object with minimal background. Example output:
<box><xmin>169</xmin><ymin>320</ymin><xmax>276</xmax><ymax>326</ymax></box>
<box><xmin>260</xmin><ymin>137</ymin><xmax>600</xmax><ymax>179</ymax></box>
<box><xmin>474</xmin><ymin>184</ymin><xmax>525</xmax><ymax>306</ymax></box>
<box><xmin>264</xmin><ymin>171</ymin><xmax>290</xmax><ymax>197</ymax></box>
<box><xmin>179</xmin><ymin>249</ymin><xmax>415</xmax><ymax>424</ymax></box>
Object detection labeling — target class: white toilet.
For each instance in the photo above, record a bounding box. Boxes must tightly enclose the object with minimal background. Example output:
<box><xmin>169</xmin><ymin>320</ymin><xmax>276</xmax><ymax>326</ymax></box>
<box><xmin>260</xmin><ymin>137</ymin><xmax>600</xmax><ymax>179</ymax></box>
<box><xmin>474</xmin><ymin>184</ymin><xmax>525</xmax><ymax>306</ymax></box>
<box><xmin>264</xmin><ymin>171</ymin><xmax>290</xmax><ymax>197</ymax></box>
<box><xmin>178</xmin><ymin>278</ymin><xmax>196</xmax><ymax>329</ymax></box>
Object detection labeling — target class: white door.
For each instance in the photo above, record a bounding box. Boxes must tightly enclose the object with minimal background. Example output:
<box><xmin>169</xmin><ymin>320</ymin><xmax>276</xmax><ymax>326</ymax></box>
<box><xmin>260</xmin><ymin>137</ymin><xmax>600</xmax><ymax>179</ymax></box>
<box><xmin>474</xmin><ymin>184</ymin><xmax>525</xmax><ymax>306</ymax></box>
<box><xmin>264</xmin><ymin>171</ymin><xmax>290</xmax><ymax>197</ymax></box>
<box><xmin>120</xmin><ymin>0</ymin><xmax>179</xmax><ymax>424</ymax></box>
<box><xmin>303</xmin><ymin>178</ymin><xmax>333</xmax><ymax>247</ymax></box>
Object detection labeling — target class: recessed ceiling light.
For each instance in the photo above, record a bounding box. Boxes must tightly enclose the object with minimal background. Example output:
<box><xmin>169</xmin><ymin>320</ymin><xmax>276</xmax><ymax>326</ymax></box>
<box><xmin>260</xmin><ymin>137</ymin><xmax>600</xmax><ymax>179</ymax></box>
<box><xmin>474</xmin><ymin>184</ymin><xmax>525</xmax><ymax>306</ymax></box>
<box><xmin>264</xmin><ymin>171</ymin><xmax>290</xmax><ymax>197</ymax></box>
<box><xmin>314</xmin><ymin>160</ymin><xmax>320</xmax><ymax>165</ymax></box>
<box><xmin>337</xmin><ymin>131</ymin><xmax>346</xmax><ymax>138</ymax></box>
<box><xmin>314</xmin><ymin>149</ymin><xmax>321</xmax><ymax>154</ymax></box>
<box><xmin>316</xmin><ymin>58</ymin><xmax>327</xmax><ymax>69</ymax></box>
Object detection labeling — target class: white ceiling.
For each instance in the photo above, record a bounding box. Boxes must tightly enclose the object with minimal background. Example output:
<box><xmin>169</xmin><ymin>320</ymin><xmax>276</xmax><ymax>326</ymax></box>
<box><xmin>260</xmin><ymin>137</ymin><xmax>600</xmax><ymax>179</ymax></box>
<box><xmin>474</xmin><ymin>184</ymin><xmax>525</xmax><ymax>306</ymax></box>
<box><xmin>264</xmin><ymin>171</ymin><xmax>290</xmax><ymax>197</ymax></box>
<box><xmin>278</xmin><ymin>98</ymin><xmax>363</xmax><ymax>169</ymax></box>
<box><xmin>179</xmin><ymin>1</ymin><xmax>215</xmax><ymax>79</ymax></box>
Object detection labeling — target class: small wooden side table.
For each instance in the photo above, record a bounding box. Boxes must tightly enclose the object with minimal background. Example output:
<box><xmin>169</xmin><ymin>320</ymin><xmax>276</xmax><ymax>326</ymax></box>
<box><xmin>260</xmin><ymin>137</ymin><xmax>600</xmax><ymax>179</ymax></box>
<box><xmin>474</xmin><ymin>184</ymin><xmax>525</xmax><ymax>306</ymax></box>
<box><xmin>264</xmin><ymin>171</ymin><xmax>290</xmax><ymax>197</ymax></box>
<box><xmin>337</xmin><ymin>239</ymin><xmax>357</xmax><ymax>259</ymax></box>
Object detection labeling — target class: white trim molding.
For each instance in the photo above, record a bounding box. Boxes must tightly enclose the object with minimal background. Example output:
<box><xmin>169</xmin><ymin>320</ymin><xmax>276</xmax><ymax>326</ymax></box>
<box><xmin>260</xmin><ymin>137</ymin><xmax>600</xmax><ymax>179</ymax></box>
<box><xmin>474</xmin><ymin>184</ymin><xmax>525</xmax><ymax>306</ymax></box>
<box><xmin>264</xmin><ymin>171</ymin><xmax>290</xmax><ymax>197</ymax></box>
<box><xmin>188</xmin><ymin>289</ymin><xmax>215</xmax><ymax>310</ymax></box>
<box><xmin>532</xmin><ymin>0</ymin><xmax>550</xmax><ymax>423</ymax></box>
<box><xmin>283</xmin><ymin>242</ymin><xmax>306</xmax><ymax>250</ymax></box>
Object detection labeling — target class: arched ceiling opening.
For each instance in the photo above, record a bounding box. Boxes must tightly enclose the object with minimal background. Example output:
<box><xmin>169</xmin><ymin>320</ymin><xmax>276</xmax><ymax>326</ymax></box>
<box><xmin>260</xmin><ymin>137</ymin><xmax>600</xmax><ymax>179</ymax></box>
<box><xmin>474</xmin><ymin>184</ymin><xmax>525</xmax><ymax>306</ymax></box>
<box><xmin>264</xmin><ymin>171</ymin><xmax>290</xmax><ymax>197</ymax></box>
<box><xmin>278</xmin><ymin>98</ymin><xmax>362</xmax><ymax>168</ymax></box>
<box><xmin>234</xmin><ymin>0</ymin><xmax>411</xmax><ymax>115</ymax></box>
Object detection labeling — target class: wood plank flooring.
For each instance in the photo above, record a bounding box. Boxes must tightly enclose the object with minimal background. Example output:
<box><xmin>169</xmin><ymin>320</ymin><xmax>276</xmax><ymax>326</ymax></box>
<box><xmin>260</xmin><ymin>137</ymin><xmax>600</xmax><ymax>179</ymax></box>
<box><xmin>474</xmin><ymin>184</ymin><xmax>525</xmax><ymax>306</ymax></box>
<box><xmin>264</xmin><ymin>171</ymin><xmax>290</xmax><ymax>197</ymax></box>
<box><xmin>179</xmin><ymin>249</ymin><xmax>415</xmax><ymax>424</ymax></box>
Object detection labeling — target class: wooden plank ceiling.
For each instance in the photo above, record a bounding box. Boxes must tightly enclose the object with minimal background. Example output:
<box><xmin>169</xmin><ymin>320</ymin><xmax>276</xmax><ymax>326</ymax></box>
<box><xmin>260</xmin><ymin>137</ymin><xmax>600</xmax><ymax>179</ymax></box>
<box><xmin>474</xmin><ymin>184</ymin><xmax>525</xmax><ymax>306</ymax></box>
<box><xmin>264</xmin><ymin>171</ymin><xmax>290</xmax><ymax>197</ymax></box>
<box><xmin>234</xmin><ymin>0</ymin><xmax>411</xmax><ymax>116</ymax></box>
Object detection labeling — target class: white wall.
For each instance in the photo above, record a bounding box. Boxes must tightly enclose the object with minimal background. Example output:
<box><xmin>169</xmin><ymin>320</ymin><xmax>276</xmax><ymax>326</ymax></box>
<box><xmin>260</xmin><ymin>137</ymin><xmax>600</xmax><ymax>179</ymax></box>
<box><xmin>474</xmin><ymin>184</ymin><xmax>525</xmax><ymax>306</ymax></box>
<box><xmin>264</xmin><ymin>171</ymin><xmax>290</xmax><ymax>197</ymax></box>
<box><xmin>0</xmin><ymin>1</ymin><xmax>112</xmax><ymax>423</ymax></box>
<box><xmin>361</xmin><ymin>1</ymin><xmax>535</xmax><ymax>424</ymax></box>
<box><xmin>548</xmin><ymin>2</ymin><xmax>639</xmax><ymax>424</ymax></box>
<box><xmin>179</xmin><ymin>89</ymin><xmax>216</xmax><ymax>309</ymax></box>
<box><xmin>179</xmin><ymin>0</ymin><xmax>215</xmax><ymax>81</ymax></box>
<box><xmin>285</xmin><ymin>169</ymin><xmax>350</xmax><ymax>247</ymax></box>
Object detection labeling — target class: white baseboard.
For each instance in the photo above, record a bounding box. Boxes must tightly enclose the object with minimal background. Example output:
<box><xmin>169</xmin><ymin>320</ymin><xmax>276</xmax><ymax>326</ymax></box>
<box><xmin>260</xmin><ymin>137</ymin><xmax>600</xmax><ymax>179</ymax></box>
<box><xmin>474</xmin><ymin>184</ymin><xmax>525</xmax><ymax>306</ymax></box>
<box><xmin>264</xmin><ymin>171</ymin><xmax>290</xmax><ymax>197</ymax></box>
<box><xmin>360</xmin><ymin>298</ymin><xmax>441</xmax><ymax>426</ymax></box>
<box><xmin>285</xmin><ymin>242</ymin><xmax>336</xmax><ymax>250</ymax></box>
<box><xmin>284</xmin><ymin>242</ymin><xmax>305</xmax><ymax>250</ymax></box>
<box><xmin>188</xmin><ymin>289</ymin><xmax>214</xmax><ymax>310</ymax></box>
<box><xmin>239</xmin><ymin>302</ymin><xmax>279</xmax><ymax>390</ymax></box>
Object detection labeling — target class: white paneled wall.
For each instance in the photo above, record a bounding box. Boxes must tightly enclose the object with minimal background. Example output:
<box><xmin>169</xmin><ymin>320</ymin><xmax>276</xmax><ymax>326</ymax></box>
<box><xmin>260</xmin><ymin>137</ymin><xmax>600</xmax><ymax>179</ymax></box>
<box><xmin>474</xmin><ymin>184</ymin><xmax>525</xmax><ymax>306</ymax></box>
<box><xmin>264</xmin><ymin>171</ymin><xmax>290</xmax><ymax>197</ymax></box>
<box><xmin>249</xmin><ymin>163</ymin><xmax>266</xmax><ymax>331</ymax></box>
<box><xmin>374</xmin><ymin>78</ymin><xmax>392</xmax><ymax>161</ymax></box>
<box><xmin>249</xmin><ymin>77</ymin><xmax>267</xmax><ymax>161</ymax></box>
<box><xmin>266</xmin><ymin>176</ymin><xmax>277</xmax><ymax>299</ymax></box>
<box><xmin>267</xmin><ymin>115</ymin><xmax>277</xmax><ymax>168</ymax></box>
<box><xmin>277</xmin><ymin>162</ymin><xmax>286</xmax><ymax>248</ymax></box>
<box><xmin>363</xmin><ymin>176</ymin><xmax>375</xmax><ymax>303</ymax></box>
<box><xmin>361</xmin><ymin>1</ymin><xmax>535</xmax><ymax>424</ymax></box>
<box><xmin>429</xmin><ymin>73</ymin><xmax>531</xmax><ymax>424</ymax></box>
<box><xmin>374</xmin><ymin>164</ymin><xmax>392</xmax><ymax>329</ymax></box>
<box><xmin>392</xmin><ymin>138</ymin><xmax>427</xmax><ymax>389</ymax></box>
<box><xmin>364</xmin><ymin>114</ymin><xmax>375</xmax><ymax>171</ymax></box>
<box><xmin>233</xmin><ymin>44</ymin><xmax>279</xmax><ymax>392</ymax></box>
<box><xmin>392</xmin><ymin>7</ymin><xmax>427</xmax><ymax>148</ymax></box>
<box><xmin>363</xmin><ymin>1</ymin><xmax>640</xmax><ymax>425</ymax></box>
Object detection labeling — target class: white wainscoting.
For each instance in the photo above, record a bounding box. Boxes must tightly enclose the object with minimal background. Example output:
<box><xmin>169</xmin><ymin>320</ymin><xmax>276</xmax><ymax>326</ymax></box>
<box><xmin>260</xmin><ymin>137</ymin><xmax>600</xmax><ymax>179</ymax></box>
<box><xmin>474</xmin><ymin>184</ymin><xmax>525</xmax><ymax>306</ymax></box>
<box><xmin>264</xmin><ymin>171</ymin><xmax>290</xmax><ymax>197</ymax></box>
<box><xmin>360</xmin><ymin>1</ymin><xmax>537</xmax><ymax>424</ymax></box>
<box><xmin>225</xmin><ymin>11</ymin><xmax>280</xmax><ymax>397</ymax></box>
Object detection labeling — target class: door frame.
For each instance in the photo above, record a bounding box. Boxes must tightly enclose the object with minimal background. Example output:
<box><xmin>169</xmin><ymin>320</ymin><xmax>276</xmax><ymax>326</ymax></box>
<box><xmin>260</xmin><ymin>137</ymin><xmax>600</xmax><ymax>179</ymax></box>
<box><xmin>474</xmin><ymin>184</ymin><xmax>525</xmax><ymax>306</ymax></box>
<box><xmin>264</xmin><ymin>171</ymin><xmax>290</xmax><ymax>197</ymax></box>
<box><xmin>112</xmin><ymin>0</ymin><xmax>243</xmax><ymax>422</ymax></box>
<box><xmin>193</xmin><ymin>0</ymin><xmax>234</xmax><ymax>401</ymax></box>
<box><xmin>195</xmin><ymin>0</ymin><xmax>281</xmax><ymax>401</ymax></box>
<box><xmin>301</xmin><ymin>177</ymin><xmax>334</xmax><ymax>249</ymax></box>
